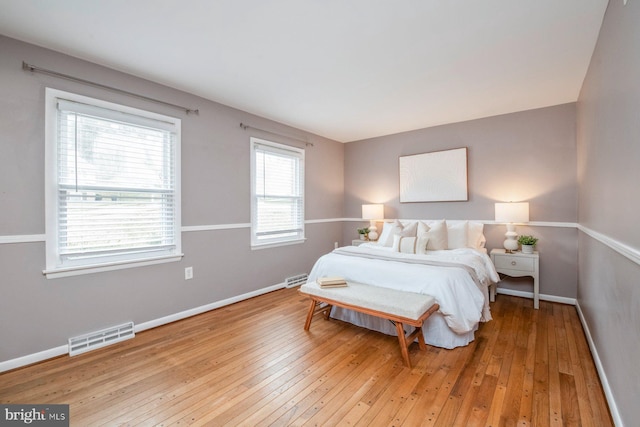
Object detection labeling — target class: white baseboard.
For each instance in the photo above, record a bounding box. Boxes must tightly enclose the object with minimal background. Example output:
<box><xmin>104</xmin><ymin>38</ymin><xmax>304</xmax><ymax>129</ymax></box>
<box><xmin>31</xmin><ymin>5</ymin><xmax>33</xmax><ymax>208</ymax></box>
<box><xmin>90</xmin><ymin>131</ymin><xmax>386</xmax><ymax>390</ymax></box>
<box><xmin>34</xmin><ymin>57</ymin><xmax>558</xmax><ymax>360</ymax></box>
<box><xmin>0</xmin><ymin>282</ymin><xmax>286</xmax><ymax>373</ymax></box>
<box><xmin>575</xmin><ymin>302</ymin><xmax>623</xmax><ymax>427</ymax></box>
<box><xmin>496</xmin><ymin>287</ymin><xmax>577</xmax><ymax>306</ymax></box>
<box><xmin>0</xmin><ymin>345</ymin><xmax>68</xmax><ymax>373</ymax></box>
<box><xmin>135</xmin><ymin>282</ymin><xmax>285</xmax><ymax>332</ymax></box>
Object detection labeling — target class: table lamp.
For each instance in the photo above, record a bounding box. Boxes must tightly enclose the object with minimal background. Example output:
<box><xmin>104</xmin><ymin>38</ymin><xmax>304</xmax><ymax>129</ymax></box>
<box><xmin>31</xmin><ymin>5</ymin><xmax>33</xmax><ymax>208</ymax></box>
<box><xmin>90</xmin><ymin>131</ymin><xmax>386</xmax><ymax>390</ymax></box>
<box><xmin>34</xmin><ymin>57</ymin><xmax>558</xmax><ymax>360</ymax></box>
<box><xmin>362</xmin><ymin>204</ymin><xmax>384</xmax><ymax>241</ymax></box>
<box><xmin>495</xmin><ymin>202</ymin><xmax>529</xmax><ymax>253</ymax></box>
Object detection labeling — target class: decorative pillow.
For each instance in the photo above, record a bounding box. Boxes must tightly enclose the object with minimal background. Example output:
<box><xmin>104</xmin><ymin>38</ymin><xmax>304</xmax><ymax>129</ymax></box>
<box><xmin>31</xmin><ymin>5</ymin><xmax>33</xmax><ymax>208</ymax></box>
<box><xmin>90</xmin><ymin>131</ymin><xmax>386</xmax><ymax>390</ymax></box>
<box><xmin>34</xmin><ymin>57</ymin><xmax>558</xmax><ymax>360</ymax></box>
<box><xmin>447</xmin><ymin>221</ymin><xmax>468</xmax><ymax>249</ymax></box>
<box><xmin>417</xmin><ymin>221</ymin><xmax>430</xmax><ymax>236</ymax></box>
<box><xmin>377</xmin><ymin>221</ymin><xmax>392</xmax><ymax>246</ymax></box>
<box><xmin>398</xmin><ymin>221</ymin><xmax>418</xmax><ymax>237</ymax></box>
<box><xmin>392</xmin><ymin>234</ymin><xmax>418</xmax><ymax>254</ymax></box>
<box><xmin>467</xmin><ymin>221</ymin><xmax>485</xmax><ymax>248</ymax></box>
<box><xmin>423</xmin><ymin>219</ymin><xmax>448</xmax><ymax>250</ymax></box>
<box><xmin>378</xmin><ymin>220</ymin><xmax>403</xmax><ymax>247</ymax></box>
<box><xmin>416</xmin><ymin>232</ymin><xmax>430</xmax><ymax>255</ymax></box>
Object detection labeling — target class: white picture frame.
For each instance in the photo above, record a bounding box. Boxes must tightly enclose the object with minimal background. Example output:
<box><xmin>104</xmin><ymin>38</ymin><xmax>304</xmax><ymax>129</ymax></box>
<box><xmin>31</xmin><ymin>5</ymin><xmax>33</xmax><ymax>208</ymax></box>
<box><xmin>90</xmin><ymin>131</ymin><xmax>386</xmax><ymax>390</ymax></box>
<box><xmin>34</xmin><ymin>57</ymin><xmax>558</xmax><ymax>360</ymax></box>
<box><xmin>399</xmin><ymin>147</ymin><xmax>468</xmax><ymax>202</ymax></box>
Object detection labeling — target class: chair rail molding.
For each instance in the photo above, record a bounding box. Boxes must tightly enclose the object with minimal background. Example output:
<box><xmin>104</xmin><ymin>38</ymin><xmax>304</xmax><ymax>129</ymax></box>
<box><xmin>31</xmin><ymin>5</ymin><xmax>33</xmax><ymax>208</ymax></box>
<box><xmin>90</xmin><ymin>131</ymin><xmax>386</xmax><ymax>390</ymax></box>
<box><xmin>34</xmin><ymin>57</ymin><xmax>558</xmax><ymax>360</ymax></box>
<box><xmin>0</xmin><ymin>218</ymin><xmax>350</xmax><ymax>245</ymax></box>
<box><xmin>577</xmin><ymin>224</ymin><xmax>640</xmax><ymax>266</ymax></box>
<box><xmin>4</xmin><ymin>222</ymin><xmax>638</xmax><ymax>268</ymax></box>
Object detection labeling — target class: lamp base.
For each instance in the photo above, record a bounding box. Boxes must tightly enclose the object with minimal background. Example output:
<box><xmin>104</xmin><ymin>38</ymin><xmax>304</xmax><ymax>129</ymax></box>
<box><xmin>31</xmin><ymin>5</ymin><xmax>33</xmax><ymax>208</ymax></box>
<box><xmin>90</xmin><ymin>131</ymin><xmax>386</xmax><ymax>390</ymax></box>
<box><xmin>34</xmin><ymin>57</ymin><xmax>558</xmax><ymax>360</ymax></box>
<box><xmin>368</xmin><ymin>220</ymin><xmax>379</xmax><ymax>241</ymax></box>
<box><xmin>503</xmin><ymin>224</ymin><xmax>519</xmax><ymax>253</ymax></box>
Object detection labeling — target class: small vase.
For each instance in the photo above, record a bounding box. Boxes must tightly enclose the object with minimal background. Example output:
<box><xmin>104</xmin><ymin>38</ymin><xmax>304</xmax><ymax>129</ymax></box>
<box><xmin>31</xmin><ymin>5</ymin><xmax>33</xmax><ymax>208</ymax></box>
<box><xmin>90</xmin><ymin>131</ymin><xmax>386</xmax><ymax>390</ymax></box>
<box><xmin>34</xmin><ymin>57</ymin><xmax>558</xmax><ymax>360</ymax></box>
<box><xmin>521</xmin><ymin>244</ymin><xmax>534</xmax><ymax>254</ymax></box>
<box><xmin>359</xmin><ymin>235</ymin><xmax>365</xmax><ymax>240</ymax></box>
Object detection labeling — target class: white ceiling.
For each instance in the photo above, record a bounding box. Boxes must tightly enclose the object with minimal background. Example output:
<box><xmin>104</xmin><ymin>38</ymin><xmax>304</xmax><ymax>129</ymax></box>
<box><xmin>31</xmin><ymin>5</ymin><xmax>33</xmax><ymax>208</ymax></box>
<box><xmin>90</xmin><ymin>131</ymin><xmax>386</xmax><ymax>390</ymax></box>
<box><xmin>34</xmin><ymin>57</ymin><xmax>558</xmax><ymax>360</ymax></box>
<box><xmin>0</xmin><ymin>0</ymin><xmax>608</xmax><ymax>142</ymax></box>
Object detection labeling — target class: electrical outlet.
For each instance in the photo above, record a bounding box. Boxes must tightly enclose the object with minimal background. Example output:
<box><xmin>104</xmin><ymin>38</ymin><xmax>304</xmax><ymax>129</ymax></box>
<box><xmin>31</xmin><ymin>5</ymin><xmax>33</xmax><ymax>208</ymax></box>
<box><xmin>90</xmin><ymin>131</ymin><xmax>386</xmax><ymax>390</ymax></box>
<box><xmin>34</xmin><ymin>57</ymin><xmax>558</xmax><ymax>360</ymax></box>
<box><xmin>185</xmin><ymin>266</ymin><xmax>193</xmax><ymax>280</ymax></box>
<box><xmin>334</xmin><ymin>241</ymin><xmax>339</xmax><ymax>249</ymax></box>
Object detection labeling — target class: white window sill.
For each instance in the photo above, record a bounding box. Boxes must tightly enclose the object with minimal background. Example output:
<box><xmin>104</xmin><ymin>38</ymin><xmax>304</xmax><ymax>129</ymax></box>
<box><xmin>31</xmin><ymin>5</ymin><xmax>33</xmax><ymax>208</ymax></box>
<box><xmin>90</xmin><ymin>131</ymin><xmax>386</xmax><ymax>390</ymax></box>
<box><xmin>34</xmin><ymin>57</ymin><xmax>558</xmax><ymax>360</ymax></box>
<box><xmin>43</xmin><ymin>254</ymin><xmax>184</xmax><ymax>279</ymax></box>
<box><xmin>251</xmin><ymin>238</ymin><xmax>306</xmax><ymax>251</ymax></box>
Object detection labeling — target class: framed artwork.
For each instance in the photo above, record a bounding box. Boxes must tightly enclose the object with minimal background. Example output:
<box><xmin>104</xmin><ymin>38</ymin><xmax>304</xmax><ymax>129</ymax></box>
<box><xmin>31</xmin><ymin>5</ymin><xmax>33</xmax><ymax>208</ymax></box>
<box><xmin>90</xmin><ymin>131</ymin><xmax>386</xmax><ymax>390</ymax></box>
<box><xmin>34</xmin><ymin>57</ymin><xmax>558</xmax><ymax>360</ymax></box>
<box><xmin>399</xmin><ymin>147</ymin><xmax>468</xmax><ymax>202</ymax></box>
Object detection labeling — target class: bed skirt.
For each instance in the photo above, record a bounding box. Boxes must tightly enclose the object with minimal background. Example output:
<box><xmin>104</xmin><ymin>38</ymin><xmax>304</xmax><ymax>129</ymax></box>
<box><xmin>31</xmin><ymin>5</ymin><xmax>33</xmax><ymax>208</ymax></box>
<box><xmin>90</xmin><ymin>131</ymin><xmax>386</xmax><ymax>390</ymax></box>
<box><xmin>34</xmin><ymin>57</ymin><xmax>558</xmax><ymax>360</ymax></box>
<box><xmin>331</xmin><ymin>306</ymin><xmax>478</xmax><ymax>349</ymax></box>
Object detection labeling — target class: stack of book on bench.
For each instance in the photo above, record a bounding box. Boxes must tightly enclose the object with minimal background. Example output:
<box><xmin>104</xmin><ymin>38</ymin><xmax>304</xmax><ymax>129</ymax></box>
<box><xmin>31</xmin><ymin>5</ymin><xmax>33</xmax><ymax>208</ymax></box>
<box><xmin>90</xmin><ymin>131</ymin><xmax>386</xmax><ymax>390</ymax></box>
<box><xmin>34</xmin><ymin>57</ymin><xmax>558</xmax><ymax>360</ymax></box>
<box><xmin>316</xmin><ymin>276</ymin><xmax>348</xmax><ymax>288</ymax></box>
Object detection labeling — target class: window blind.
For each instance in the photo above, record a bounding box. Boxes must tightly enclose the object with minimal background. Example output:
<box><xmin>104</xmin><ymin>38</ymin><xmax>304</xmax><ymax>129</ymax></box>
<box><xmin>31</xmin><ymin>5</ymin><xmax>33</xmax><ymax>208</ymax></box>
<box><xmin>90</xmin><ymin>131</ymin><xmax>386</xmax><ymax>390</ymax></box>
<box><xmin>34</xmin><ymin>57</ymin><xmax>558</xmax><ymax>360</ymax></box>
<box><xmin>251</xmin><ymin>139</ymin><xmax>304</xmax><ymax>247</ymax></box>
<box><xmin>55</xmin><ymin>101</ymin><xmax>177</xmax><ymax>262</ymax></box>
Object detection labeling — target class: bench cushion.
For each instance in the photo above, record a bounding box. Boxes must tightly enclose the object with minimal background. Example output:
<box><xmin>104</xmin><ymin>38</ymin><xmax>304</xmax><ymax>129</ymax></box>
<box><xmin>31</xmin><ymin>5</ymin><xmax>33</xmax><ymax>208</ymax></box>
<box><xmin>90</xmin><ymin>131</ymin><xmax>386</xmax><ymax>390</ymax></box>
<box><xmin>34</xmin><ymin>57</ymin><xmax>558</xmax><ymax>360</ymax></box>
<box><xmin>300</xmin><ymin>282</ymin><xmax>436</xmax><ymax>321</ymax></box>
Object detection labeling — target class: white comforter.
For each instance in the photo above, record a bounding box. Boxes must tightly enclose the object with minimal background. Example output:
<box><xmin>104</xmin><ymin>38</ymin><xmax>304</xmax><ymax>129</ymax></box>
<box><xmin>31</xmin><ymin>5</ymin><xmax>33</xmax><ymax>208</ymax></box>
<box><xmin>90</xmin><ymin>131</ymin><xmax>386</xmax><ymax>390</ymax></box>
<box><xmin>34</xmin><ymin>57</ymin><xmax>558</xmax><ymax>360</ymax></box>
<box><xmin>307</xmin><ymin>245</ymin><xmax>500</xmax><ymax>349</ymax></box>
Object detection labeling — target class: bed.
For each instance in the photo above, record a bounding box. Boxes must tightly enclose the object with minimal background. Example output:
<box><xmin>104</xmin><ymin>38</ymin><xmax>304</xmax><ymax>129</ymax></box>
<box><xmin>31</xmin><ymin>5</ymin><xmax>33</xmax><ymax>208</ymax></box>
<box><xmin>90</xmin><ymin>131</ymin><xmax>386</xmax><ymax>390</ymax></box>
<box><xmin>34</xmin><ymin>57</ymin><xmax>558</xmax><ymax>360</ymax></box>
<box><xmin>306</xmin><ymin>219</ymin><xmax>500</xmax><ymax>349</ymax></box>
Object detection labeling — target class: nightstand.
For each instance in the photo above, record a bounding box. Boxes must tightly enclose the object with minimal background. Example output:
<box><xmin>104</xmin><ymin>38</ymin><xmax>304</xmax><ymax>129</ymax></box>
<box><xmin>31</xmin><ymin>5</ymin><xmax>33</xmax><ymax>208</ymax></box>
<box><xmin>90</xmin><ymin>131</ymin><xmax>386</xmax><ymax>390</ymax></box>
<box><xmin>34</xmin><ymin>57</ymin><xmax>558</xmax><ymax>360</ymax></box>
<box><xmin>351</xmin><ymin>239</ymin><xmax>371</xmax><ymax>246</ymax></box>
<box><xmin>490</xmin><ymin>248</ymin><xmax>540</xmax><ymax>309</ymax></box>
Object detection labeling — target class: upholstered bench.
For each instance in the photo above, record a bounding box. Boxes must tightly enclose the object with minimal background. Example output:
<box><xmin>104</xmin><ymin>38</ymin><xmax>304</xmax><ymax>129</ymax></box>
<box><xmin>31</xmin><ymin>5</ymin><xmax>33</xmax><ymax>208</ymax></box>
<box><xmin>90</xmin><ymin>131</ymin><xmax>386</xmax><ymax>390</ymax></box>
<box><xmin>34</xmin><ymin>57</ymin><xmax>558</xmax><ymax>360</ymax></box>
<box><xmin>299</xmin><ymin>281</ymin><xmax>439</xmax><ymax>368</ymax></box>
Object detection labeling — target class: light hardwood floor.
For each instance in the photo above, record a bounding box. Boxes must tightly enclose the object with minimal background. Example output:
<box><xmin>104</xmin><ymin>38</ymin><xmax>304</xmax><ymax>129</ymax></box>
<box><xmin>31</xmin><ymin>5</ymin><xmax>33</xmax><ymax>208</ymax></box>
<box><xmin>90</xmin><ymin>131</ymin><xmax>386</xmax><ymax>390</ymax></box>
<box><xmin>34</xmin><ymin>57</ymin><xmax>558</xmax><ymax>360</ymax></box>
<box><xmin>0</xmin><ymin>288</ymin><xmax>613</xmax><ymax>426</ymax></box>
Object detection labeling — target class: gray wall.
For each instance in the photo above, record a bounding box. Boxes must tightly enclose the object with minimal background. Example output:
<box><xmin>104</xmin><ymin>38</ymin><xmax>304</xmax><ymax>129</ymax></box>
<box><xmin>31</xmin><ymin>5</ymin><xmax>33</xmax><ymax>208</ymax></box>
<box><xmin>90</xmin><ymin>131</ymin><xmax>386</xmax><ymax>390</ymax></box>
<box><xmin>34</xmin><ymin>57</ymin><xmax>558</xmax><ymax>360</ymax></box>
<box><xmin>3</xmin><ymin>10</ymin><xmax>637</xmax><ymax>422</ymax></box>
<box><xmin>576</xmin><ymin>0</ymin><xmax>640</xmax><ymax>425</ymax></box>
<box><xmin>0</xmin><ymin>36</ymin><xmax>344</xmax><ymax>362</ymax></box>
<box><xmin>343</xmin><ymin>104</ymin><xmax>578</xmax><ymax>298</ymax></box>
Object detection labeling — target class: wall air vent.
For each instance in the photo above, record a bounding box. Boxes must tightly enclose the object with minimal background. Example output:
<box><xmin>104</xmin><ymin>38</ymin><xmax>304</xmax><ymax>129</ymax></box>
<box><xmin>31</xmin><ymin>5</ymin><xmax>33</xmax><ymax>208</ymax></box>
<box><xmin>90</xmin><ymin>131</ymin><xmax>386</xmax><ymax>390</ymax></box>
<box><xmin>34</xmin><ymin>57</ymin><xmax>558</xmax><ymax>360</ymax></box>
<box><xmin>68</xmin><ymin>321</ymin><xmax>135</xmax><ymax>356</ymax></box>
<box><xmin>285</xmin><ymin>273</ymin><xmax>308</xmax><ymax>288</ymax></box>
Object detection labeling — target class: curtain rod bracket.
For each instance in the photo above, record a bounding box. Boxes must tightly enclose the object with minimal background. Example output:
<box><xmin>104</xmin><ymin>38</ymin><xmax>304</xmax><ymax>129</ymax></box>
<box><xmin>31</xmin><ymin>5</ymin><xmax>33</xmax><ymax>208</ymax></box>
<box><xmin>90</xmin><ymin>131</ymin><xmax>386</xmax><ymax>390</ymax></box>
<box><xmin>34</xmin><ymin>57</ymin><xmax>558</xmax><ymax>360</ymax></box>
<box><xmin>22</xmin><ymin>61</ymin><xmax>199</xmax><ymax>116</ymax></box>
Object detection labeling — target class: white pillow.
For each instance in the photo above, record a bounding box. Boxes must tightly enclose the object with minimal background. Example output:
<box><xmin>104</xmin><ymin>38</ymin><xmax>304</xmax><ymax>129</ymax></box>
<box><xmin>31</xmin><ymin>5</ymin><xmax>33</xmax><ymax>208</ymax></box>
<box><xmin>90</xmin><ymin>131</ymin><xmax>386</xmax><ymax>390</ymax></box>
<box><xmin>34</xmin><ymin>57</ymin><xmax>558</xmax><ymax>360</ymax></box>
<box><xmin>392</xmin><ymin>234</ymin><xmax>418</xmax><ymax>254</ymax></box>
<box><xmin>378</xmin><ymin>220</ymin><xmax>403</xmax><ymax>247</ymax></box>
<box><xmin>447</xmin><ymin>221</ymin><xmax>468</xmax><ymax>249</ymax></box>
<box><xmin>468</xmin><ymin>221</ymin><xmax>485</xmax><ymax>248</ymax></box>
<box><xmin>398</xmin><ymin>221</ymin><xmax>418</xmax><ymax>237</ymax></box>
<box><xmin>417</xmin><ymin>221</ymin><xmax>430</xmax><ymax>236</ymax></box>
<box><xmin>424</xmin><ymin>219</ymin><xmax>448</xmax><ymax>250</ymax></box>
<box><xmin>416</xmin><ymin>233</ymin><xmax>430</xmax><ymax>255</ymax></box>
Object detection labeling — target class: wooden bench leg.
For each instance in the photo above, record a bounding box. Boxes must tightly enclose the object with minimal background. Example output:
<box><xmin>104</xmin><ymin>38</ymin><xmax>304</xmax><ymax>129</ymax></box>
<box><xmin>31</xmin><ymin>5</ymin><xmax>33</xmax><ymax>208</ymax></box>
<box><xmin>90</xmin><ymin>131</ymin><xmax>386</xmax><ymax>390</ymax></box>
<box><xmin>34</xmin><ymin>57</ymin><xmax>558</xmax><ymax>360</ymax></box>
<box><xmin>321</xmin><ymin>304</ymin><xmax>332</xmax><ymax>320</ymax></box>
<box><xmin>416</xmin><ymin>328</ymin><xmax>427</xmax><ymax>351</ymax></box>
<box><xmin>396</xmin><ymin>324</ymin><xmax>428</xmax><ymax>368</ymax></box>
<box><xmin>395</xmin><ymin>322</ymin><xmax>412</xmax><ymax>369</ymax></box>
<box><xmin>304</xmin><ymin>299</ymin><xmax>334</xmax><ymax>331</ymax></box>
<box><xmin>304</xmin><ymin>299</ymin><xmax>316</xmax><ymax>331</ymax></box>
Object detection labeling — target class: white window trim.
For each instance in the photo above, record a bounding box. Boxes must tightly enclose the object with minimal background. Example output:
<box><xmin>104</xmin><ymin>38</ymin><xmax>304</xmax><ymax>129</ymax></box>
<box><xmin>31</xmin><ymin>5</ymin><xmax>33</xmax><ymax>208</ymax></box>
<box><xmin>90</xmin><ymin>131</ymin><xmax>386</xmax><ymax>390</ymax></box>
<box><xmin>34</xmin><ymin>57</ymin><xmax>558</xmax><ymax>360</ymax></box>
<box><xmin>250</xmin><ymin>238</ymin><xmax>307</xmax><ymax>251</ymax></box>
<box><xmin>44</xmin><ymin>88</ymin><xmax>182</xmax><ymax>278</ymax></box>
<box><xmin>250</xmin><ymin>137</ymin><xmax>305</xmax><ymax>249</ymax></box>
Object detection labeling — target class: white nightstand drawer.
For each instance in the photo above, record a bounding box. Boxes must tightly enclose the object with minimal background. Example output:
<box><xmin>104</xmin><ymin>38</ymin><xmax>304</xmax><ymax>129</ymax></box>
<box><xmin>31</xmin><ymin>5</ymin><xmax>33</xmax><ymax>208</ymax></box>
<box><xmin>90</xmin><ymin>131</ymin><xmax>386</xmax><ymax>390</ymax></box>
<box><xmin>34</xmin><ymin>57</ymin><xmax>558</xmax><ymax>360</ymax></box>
<box><xmin>494</xmin><ymin>255</ymin><xmax>535</xmax><ymax>272</ymax></box>
<box><xmin>490</xmin><ymin>248</ymin><xmax>540</xmax><ymax>309</ymax></box>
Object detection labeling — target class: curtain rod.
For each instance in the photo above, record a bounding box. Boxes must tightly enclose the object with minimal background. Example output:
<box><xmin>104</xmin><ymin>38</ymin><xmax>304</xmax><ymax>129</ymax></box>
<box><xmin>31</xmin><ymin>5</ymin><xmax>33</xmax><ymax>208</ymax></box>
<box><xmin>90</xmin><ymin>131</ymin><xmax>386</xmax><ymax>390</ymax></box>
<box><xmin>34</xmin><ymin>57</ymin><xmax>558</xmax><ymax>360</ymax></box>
<box><xmin>22</xmin><ymin>61</ymin><xmax>199</xmax><ymax>115</ymax></box>
<box><xmin>240</xmin><ymin>122</ymin><xmax>314</xmax><ymax>147</ymax></box>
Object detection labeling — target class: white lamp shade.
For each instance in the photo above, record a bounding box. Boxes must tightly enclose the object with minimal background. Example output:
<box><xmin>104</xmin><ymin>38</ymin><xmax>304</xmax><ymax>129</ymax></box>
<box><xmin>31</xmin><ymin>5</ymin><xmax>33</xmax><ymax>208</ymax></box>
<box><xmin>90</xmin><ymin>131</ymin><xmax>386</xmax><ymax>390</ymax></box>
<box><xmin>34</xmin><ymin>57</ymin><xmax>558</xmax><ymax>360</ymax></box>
<box><xmin>362</xmin><ymin>204</ymin><xmax>384</xmax><ymax>220</ymax></box>
<box><xmin>495</xmin><ymin>202</ymin><xmax>529</xmax><ymax>223</ymax></box>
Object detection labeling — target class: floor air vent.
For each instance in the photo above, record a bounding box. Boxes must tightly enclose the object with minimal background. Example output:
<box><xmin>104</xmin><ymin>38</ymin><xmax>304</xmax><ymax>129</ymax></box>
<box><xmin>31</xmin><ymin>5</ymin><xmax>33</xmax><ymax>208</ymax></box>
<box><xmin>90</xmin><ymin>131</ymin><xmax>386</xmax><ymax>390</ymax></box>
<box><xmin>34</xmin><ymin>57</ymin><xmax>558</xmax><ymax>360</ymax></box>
<box><xmin>285</xmin><ymin>273</ymin><xmax>308</xmax><ymax>288</ymax></box>
<box><xmin>68</xmin><ymin>321</ymin><xmax>135</xmax><ymax>356</ymax></box>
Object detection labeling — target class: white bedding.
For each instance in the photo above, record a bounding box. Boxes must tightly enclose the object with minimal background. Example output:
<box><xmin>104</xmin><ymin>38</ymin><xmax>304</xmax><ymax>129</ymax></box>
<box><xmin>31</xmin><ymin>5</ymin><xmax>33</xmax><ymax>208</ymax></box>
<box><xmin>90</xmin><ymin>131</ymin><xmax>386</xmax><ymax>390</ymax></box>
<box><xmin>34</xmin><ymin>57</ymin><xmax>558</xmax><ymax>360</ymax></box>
<box><xmin>307</xmin><ymin>245</ymin><xmax>499</xmax><ymax>349</ymax></box>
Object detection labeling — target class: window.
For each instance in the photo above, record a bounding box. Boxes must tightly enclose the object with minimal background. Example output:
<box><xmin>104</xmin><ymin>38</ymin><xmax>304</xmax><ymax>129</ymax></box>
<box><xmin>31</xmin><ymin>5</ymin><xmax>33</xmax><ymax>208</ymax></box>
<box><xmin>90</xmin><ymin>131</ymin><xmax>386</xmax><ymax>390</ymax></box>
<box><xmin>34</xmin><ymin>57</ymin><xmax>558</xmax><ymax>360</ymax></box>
<box><xmin>44</xmin><ymin>88</ymin><xmax>182</xmax><ymax>278</ymax></box>
<box><xmin>250</xmin><ymin>137</ymin><xmax>305</xmax><ymax>248</ymax></box>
